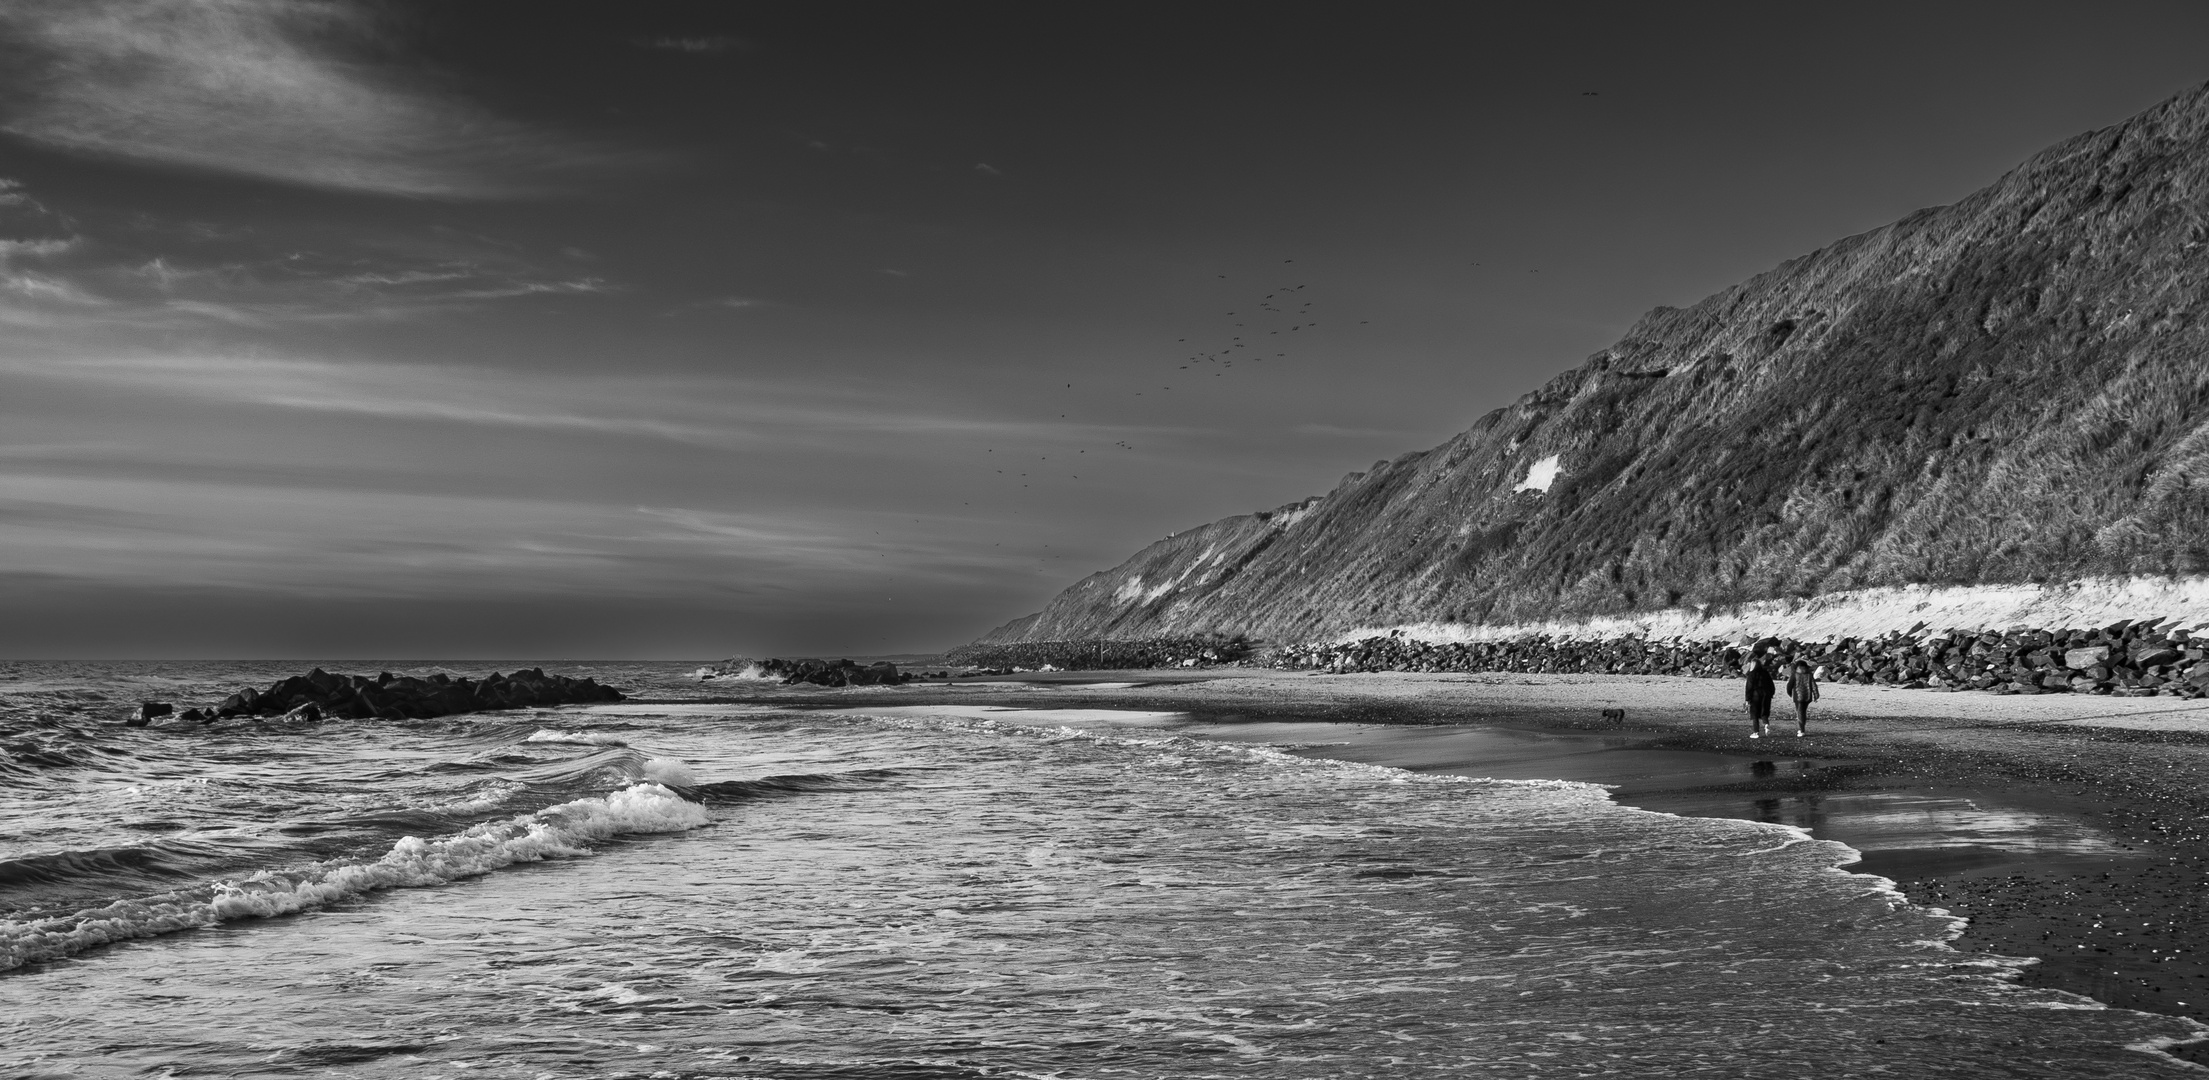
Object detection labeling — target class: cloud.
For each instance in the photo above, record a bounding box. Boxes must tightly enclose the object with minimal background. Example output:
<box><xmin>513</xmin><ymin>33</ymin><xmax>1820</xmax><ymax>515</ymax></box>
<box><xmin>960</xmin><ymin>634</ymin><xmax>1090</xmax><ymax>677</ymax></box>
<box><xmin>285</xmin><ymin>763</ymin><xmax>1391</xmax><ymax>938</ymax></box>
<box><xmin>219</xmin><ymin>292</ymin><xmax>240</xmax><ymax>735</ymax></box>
<box><xmin>2</xmin><ymin>355</ymin><xmax>729</xmax><ymax>445</ymax></box>
<box><xmin>444</xmin><ymin>278</ymin><xmax>609</xmax><ymax>300</ymax></box>
<box><xmin>1293</xmin><ymin>422</ymin><xmax>1414</xmax><ymax>439</ymax></box>
<box><xmin>0</xmin><ymin>0</ymin><xmax>600</xmax><ymax>197</ymax></box>
<box><xmin>635</xmin><ymin>35</ymin><xmax>750</xmax><ymax>55</ymax></box>
<box><xmin>0</xmin><ymin>469</ymin><xmax>664</xmax><ymax>597</ymax></box>
<box><xmin>0</xmin><ymin>465</ymin><xmax>1006</xmax><ymax>606</ymax></box>
<box><xmin>0</xmin><ymin>178</ymin><xmax>621</xmax><ymax>329</ymax></box>
<box><xmin>0</xmin><ymin>233</ymin><xmax>102</xmax><ymax>308</ymax></box>
<box><xmin>0</xmin><ymin>352</ymin><xmax>1177</xmax><ymax>453</ymax></box>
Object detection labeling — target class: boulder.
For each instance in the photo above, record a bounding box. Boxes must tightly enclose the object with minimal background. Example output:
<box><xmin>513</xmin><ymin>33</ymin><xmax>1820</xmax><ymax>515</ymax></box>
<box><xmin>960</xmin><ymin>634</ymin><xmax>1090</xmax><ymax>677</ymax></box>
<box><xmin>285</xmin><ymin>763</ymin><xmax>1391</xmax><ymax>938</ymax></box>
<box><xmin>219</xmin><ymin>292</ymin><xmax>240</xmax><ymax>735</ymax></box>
<box><xmin>2064</xmin><ymin>646</ymin><xmax>2111</xmax><ymax>670</ymax></box>
<box><xmin>2135</xmin><ymin>646</ymin><xmax>2182</xmax><ymax>669</ymax></box>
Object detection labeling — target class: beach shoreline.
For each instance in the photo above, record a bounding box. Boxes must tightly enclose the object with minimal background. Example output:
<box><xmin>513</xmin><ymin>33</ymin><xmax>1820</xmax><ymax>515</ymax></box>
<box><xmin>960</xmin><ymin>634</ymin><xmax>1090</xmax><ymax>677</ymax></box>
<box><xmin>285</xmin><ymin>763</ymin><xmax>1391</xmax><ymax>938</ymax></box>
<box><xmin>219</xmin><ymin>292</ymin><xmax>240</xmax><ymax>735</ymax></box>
<box><xmin>680</xmin><ymin>667</ymin><xmax>2209</xmax><ymax>1047</ymax></box>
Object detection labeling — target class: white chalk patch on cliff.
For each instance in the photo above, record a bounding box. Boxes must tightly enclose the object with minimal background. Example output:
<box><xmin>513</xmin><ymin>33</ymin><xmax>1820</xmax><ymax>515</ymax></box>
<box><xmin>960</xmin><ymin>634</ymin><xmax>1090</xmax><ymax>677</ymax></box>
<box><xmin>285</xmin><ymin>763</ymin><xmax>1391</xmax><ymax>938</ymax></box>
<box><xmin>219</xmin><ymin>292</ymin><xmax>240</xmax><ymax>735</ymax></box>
<box><xmin>1515</xmin><ymin>454</ymin><xmax>1561</xmax><ymax>493</ymax></box>
<box><xmin>1340</xmin><ymin>577</ymin><xmax>2209</xmax><ymax>646</ymax></box>
<box><xmin>1272</xmin><ymin>503</ymin><xmax>1317</xmax><ymax>529</ymax></box>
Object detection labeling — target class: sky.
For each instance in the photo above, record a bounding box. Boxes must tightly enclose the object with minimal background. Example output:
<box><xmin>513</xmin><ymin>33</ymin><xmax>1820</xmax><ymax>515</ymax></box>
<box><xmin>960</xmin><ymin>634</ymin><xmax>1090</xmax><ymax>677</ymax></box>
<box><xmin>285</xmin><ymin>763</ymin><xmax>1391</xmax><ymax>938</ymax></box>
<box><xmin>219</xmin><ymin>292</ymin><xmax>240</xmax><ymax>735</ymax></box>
<box><xmin>2</xmin><ymin>1</ymin><xmax>2207</xmax><ymax>659</ymax></box>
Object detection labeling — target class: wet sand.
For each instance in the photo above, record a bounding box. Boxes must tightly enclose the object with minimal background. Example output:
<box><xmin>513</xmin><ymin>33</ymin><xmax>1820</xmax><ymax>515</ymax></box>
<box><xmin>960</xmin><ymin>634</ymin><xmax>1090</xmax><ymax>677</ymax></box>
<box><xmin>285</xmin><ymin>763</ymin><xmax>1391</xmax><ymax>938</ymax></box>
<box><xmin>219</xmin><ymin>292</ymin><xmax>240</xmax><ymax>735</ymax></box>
<box><xmin>686</xmin><ymin>669</ymin><xmax>2209</xmax><ymax>1045</ymax></box>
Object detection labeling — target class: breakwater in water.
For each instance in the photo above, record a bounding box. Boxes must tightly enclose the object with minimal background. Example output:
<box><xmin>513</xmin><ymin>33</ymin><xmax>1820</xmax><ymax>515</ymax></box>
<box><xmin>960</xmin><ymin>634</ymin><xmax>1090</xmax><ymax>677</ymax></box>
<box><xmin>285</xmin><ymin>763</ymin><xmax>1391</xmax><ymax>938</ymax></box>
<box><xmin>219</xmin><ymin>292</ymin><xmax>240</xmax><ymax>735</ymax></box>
<box><xmin>718</xmin><ymin>657</ymin><xmax>917</xmax><ymax>687</ymax></box>
<box><xmin>959</xmin><ymin>618</ymin><xmax>2209</xmax><ymax>698</ymax></box>
<box><xmin>139</xmin><ymin>666</ymin><xmax>626</xmax><ymax>725</ymax></box>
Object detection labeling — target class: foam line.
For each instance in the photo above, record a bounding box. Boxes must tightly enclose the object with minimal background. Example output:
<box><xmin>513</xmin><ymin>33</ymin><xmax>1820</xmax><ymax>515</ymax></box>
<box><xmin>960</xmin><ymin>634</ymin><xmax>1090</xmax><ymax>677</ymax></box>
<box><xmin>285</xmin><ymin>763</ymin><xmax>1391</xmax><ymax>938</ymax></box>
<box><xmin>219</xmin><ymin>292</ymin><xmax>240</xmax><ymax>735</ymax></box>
<box><xmin>0</xmin><ymin>782</ymin><xmax>706</xmax><ymax>971</ymax></box>
<box><xmin>523</xmin><ymin>728</ymin><xmax>630</xmax><ymax>746</ymax></box>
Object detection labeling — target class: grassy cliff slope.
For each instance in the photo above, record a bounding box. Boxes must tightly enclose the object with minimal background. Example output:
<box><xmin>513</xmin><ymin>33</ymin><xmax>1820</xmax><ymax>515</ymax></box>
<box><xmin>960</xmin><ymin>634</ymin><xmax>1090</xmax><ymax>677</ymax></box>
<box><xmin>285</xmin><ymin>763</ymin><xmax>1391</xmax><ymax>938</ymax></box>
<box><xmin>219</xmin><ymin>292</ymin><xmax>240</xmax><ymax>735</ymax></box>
<box><xmin>978</xmin><ymin>81</ymin><xmax>2209</xmax><ymax>646</ymax></box>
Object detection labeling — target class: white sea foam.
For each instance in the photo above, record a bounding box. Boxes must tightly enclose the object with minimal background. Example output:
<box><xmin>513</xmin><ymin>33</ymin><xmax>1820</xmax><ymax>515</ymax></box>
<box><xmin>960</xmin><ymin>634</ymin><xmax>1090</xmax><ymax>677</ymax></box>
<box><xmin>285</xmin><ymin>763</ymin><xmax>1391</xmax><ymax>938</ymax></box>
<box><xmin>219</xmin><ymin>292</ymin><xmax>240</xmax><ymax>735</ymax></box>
<box><xmin>642</xmin><ymin>757</ymin><xmax>696</xmax><ymax>787</ymax></box>
<box><xmin>407</xmin><ymin>780</ymin><xmax>525</xmax><ymax>816</ymax></box>
<box><xmin>525</xmin><ymin>728</ymin><xmax>629</xmax><ymax>746</ymax></box>
<box><xmin>0</xmin><ymin>782</ymin><xmax>707</xmax><ymax>971</ymax></box>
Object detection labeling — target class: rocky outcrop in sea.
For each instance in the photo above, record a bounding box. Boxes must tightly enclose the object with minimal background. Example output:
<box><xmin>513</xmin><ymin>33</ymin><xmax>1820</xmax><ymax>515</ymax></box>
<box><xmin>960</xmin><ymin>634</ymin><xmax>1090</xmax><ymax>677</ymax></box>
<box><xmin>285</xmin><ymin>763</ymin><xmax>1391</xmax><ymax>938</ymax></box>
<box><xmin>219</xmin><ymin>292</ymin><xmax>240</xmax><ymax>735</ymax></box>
<box><xmin>710</xmin><ymin>657</ymin><xmax>915</xmax><ymax>687</ymax></box>
<box><xmin>133</xmin><ymin>667</ymin><xmax>626</xmax><ymax>726</ymax></box>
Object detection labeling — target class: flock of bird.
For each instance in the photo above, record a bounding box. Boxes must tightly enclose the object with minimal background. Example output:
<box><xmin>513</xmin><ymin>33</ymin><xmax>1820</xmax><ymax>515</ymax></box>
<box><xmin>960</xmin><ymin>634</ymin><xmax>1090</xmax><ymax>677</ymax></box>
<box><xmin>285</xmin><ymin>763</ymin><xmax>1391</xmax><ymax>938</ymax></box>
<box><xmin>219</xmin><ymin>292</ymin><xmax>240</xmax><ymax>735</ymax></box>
<box><xmin>1159</xmin><ymin>259</ymin><xmax>1356</xmax><ymax>393</ymax></box>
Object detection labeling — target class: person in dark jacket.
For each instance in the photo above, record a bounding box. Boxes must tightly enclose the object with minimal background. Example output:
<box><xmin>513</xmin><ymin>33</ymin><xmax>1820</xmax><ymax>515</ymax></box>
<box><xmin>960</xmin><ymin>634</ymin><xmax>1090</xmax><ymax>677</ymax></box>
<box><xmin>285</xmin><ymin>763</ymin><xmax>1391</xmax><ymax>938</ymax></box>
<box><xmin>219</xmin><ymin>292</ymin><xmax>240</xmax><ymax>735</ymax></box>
<box><xmin>1744</xmin><ymin>656</ymin><xmax>1776</xmax><ymax>738</ymax></box>
<box><xmin>1786</xmin><ymin>659</ymin><xmax>1819</xmax><ymax>737</ymax></box>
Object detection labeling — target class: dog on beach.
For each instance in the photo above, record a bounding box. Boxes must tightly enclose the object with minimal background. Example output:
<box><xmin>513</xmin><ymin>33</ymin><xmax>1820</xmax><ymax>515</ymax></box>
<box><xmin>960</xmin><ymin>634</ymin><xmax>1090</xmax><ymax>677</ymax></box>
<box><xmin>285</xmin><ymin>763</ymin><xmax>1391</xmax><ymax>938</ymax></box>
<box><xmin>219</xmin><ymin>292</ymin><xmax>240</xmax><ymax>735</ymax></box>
<box><xmin>1599</xmin><ymin>708</ymin><xmax>1626</xmax><ymax>724</ymax></box>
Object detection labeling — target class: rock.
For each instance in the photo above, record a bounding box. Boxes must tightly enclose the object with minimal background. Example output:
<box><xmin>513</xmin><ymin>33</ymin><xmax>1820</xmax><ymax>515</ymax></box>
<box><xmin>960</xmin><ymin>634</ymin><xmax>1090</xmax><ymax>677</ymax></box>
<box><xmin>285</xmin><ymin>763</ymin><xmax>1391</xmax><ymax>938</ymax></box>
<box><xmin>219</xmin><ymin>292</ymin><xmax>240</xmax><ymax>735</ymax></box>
<box><xmin>2065</xmin><ymin>646</ymin><xmax>2111</xmax><ymax>670</ymax></box>
<box><xmin>2134</xmin><ymin>646</ymin><xmax>2182</xmax><ymax>669</ymax></box>
<box><xmin>131</xmin><ymin>702</ymin><xmax>172</xmax><ymax>727</ymax></box>
<box><xmin>173</xmin><ymin>668</ymin><xmax>624</xmax><ymax>728</ymax></box>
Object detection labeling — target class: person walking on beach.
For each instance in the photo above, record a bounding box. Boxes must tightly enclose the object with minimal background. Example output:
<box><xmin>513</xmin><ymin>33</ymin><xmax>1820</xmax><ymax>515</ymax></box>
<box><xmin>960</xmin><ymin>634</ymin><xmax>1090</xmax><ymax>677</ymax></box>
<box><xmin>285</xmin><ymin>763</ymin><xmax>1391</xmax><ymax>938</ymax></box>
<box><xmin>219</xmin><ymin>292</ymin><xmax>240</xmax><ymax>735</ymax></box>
<box><xmin>1744</xmin><ymin>655</ymin><xmax>1776</xmax><ymax>738</ymax></box>
<box><xmin>1786</xmin><ymin>659</ymin><xmax>1819</xmax><ymax>737</ymax></box>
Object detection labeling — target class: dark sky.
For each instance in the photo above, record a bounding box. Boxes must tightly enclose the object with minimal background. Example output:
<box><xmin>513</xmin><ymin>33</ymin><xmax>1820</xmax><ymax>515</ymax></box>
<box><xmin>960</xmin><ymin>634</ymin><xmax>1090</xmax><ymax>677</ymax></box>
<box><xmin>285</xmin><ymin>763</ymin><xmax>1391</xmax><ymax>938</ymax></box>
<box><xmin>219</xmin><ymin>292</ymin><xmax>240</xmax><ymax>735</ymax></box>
<box><xmin>2</xmin><ymin>1</ymin><xmax>2206</xmax><ymax>659</ymax></box>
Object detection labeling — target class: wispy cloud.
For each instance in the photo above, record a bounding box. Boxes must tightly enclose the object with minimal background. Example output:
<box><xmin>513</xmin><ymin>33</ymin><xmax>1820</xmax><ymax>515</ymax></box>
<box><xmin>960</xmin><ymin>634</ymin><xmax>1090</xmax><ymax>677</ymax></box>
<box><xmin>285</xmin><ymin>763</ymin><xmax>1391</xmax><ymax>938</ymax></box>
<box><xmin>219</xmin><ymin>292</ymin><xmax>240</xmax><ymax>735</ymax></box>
<box><xmin>445</xmin><ymin>278</ymin><xmax>609</xmax><ymax>300</ymax></box>
<box><xmin>3</xmin><ymin>355</ymin><xmax>728</xmax><ymax>445</ymax></box>
<box><xmin>634</xmin><ymin>35</ymin><xmax>750</xmax><ymax>55</ymax></box>
<box><xmin>1294</xmin><ymin>422</ymin><xmax>1416</xmax><ymax>439</ymax></box>
<box><xmin>0</xmin><ymin>0</ymin><xmax>604</xmax><ymax>197</ymax></box>
<box><xmin>0</xmin><ymin>352</ymin><xmax>1178</xmax><ymax>451</ymax></box>
<box><xmin>0</xmin><ymin>178</ymin><xmax>96</xmax><ymax>315</ymax></box>
<box><xmin>0</xmin><ymin>467</ymin><xmax>1010</xmax><ymax>604</ymax></box>
<box><xmin>0</xmin><ymin>235</ymin><xmax>101</xmax><ymax>310</ymax></box>
<box><xmin>0</xmin><ymin>178</ymin><xmax>620</xmax><ymax>330</ymax></box>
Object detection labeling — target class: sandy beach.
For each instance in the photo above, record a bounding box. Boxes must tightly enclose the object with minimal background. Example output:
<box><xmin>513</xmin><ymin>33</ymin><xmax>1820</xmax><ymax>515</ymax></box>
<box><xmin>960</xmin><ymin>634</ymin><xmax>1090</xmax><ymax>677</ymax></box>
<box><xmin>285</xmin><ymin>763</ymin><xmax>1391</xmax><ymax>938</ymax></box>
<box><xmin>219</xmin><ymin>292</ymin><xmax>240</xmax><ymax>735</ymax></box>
<box><xmin>691</xmin><ymin>668</ymin><xmax>2209</xmax><ymax>1052</ymax></box>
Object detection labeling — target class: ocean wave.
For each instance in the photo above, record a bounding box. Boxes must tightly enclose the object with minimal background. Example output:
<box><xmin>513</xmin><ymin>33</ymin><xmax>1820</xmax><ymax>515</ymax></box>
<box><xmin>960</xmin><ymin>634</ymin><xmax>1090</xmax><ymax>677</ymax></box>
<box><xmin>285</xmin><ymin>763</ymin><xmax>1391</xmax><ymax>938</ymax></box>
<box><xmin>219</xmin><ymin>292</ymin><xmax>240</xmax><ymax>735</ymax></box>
<box><xmin>523</xmin><ymin>728</ymin><xmax>630</xmax><ymax>747</ymax></box>
<box><xmin>689</xmin><ymin>768</ymin><xmax>902</xmax><ymax>802</ymax></box>
<box><xmin>0</xmin><ymin>844</ymin><xmax>210</xmax><ymax>893</ymax></box>
<box><xmin>641</xmin><ymin>757</ymin><xmax>695</xmax><ymax>788</ymax></box>
<box><xmin>0</xmin><ymin>782</ymin><xmax>707</xmax><ymax>971</ymax></box>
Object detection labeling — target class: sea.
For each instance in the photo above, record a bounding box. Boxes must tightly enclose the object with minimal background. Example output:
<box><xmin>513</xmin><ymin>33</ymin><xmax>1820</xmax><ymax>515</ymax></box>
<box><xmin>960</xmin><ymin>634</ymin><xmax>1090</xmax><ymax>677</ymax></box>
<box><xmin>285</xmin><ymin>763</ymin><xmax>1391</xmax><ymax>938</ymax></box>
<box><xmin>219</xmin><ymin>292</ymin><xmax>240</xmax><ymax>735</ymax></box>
<box><xmin>1</xmin><ymin>660</ymin><xmax>2200</xmax><ymax>1078</ymax></box>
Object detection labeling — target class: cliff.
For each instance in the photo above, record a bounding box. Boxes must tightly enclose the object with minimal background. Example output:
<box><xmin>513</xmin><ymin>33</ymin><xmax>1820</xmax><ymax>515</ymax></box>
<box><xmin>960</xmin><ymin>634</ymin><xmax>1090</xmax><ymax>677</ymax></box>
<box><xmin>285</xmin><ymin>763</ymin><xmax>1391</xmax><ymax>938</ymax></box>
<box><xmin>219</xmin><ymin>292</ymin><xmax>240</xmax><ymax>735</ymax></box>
<box><xmin>977</xmin><ymin>80</ymin><xmax>2209</xmax><ymax>646</ymax></box>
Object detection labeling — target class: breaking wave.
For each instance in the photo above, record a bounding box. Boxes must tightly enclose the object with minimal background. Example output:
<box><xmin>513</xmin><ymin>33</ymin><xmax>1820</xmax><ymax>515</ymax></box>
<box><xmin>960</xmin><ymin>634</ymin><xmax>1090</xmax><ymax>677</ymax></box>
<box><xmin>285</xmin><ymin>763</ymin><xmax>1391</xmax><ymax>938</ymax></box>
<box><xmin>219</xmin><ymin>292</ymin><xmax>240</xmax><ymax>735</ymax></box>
<box><xmin>0</xmin><ymin>782</ymin><xmax>706</xmax><ymax>971</ymax></box>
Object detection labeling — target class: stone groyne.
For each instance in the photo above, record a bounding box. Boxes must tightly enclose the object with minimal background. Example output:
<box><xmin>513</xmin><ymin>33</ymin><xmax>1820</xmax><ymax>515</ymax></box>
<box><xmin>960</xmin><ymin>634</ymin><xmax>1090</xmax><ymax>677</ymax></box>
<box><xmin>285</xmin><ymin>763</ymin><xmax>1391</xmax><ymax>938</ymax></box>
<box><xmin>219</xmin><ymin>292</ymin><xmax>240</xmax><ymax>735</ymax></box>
<box><xmin>946</xmin><ymin>618</ymin><xmax>2209</xmax><ymax>699</ymax></box>
<box><xmin>135</xmin><ymin>667</ymin><xmax>626</xmax><ymax>726</ymax></box>
<box><xmin>734</xmin><ymin>658</ymin><xmax>916</xmax><ymax>687</ymax></box>
<box><xmin>1285</xmin><ymin>617</ymin><xmax>2209</xmax><ymax>698</ymax></box>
